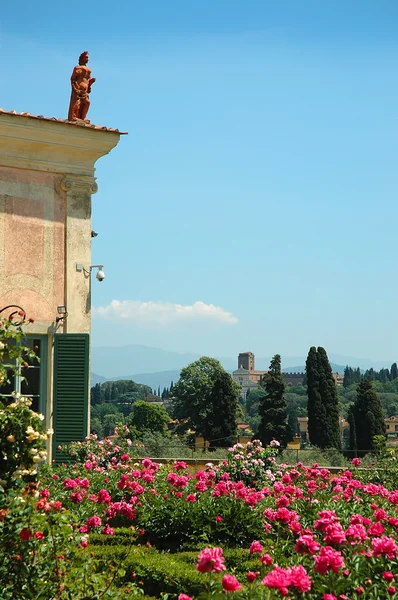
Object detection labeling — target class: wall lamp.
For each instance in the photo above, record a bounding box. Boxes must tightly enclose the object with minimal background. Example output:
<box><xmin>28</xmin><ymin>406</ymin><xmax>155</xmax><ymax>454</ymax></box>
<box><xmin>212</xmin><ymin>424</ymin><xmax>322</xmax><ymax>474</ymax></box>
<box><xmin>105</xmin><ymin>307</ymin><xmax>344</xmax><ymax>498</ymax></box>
<box><xmin>76</xmin><ymin>263</ymin><xmax>105</xmax><ymax>282</ymax></box>
<box><xmin>56</xmin><ymin>305</ymin><xmax>68</xmax><ymax>323</ymax></box>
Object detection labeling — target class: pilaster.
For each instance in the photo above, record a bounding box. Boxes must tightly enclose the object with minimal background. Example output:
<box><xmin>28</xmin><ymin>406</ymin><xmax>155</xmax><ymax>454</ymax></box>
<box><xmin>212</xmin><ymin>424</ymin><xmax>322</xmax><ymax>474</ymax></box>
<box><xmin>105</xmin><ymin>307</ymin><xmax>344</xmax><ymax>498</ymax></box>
<box><xmin>60</xmin><ymin>175</ymin><xmax>98</xmax><ymax>333</ymax></box>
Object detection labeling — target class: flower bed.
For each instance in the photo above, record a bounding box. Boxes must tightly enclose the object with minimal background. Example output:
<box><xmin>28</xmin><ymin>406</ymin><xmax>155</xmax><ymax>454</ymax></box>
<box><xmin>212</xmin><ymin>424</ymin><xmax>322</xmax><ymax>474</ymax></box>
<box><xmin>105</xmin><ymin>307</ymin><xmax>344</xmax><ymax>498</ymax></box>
<box><xmin>3</xmin><ymin>430</ymin><xmax>398</xmax><ymax>597</ymax></box>
<box><xmin>33</xmin><ymin>439</ymin><xmax>398</xmax><ymax>597</ymax></box>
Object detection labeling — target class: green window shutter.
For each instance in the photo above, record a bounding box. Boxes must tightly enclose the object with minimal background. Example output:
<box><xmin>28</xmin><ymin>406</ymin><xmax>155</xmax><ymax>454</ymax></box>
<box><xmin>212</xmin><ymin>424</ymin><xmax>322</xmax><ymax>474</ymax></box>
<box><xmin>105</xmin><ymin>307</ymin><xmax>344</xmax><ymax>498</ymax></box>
<box><xmin>52</xmin><ymin>333</ymin><xmax>89</xmax><ymax>463</ymax></box>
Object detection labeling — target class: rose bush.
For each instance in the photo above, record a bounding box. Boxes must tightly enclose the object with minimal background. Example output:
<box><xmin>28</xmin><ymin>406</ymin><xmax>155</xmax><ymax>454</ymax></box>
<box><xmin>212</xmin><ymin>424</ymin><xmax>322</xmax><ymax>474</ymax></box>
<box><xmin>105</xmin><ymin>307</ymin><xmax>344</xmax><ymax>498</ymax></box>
<box><xmin>37</xmin><ymin>449</ymin><xmax>398</xmax><ymax>598</ymax></box>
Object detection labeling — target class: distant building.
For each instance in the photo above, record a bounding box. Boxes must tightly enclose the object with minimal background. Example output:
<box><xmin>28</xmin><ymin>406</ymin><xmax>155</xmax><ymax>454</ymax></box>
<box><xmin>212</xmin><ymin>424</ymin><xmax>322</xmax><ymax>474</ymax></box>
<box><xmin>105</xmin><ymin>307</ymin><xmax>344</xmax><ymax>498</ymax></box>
<box><xmin>232</xmin><ymin>351</ymin><xmax>343</xmax><ymax>399</ymax></box>
<box><xmin>232</xmin><ymin>352</ymin><xmax>306</xmax><ymax>398</ymax></box>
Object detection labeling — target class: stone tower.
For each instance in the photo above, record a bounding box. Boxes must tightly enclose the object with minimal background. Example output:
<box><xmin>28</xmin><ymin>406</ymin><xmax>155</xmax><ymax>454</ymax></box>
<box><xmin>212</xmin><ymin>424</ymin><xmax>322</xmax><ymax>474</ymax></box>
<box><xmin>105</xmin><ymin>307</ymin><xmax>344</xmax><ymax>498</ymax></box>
<box><xmin>238</xmin><ymin>351</ymin><xmax>255</xmax><ymax>371</ymax></box>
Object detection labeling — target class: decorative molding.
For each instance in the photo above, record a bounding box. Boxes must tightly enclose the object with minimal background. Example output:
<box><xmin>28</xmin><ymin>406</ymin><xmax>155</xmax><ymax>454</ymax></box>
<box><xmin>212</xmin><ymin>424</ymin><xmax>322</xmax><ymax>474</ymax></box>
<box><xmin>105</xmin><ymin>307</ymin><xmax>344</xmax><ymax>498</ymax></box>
<box><xmin>0</xmin><ymin>112</ymin><xmax>121</xmax><ymax>177</ymax></box>
<box><xmin>60</xmin><ymin>176</ymin><xmax>98</xmax><ymax>195</ymax></box>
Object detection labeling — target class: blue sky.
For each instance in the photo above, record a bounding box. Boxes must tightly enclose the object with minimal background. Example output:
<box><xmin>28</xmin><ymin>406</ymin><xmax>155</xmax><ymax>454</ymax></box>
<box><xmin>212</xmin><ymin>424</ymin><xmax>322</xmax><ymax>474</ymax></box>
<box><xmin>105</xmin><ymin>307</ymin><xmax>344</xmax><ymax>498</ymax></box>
<box><xmin>2</xmin><ymin>1</ymin><xmax>398</xmax><ymax>363</ymax></box>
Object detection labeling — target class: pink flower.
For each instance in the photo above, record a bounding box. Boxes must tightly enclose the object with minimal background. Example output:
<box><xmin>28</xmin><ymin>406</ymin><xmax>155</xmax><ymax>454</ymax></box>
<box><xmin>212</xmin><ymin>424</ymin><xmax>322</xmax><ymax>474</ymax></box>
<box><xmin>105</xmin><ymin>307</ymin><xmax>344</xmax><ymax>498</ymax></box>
<box><xmin>289</xmin><ymin>565</ymin><xmax>311</xmax><ymax>592</ymax></box>
<box><xmin>34</xmin><ymin>531</ymin><xmax>45</xmax><ymax>540</ymax></box>
<box><xmin>222</xmin><ymin>574</ymin><xmax>242</xmax><ymax>592</ymax></box>
<box><xmin>388</xmin><ymin>586</ymin><xmax>396</xmax><ymax>595</ymax></box>
<box><xmin>121</xmin><ymin>454</ymin><xmax>130</xmax><ymax>462</ymax></box>
<box><xmin>351</xmin><ymin>458</ymin><xmax>361</xmax><ymax>467</ymax></box>
<box><xmin>101</xmin><ymin>524</ymin><xmax>115</xmax><ymax>535</ymax></box>
<box><xmin>314</xmin><ymin>546</ymin><xmax>344</xmax><ymax>575</ymax></box>
<box><xmin>261</xmin><ymin>566</ymin><xmax>291</xmax><ymax>595</ymax></box>
<box><xmin>178</xmin><ymin>595</ymin><xmax>192</xmax><ymax>600</ymax></box>
<box><xmin>383</xmin><ymin>572</ymin><xmax>394</xmax><ymax>583</ymax></box>
<box><xmin>246</xmin><ymin>571</ymin><xmax>258</xmax><ymax>583</ymax></box>
<box><xmin>174</xmin><ymin>461</ymin><xmax>187</xmax><ymax>471</ymax></box>
<box><xmin>260</xmin><ymin>553</ymin><xmax>273</xmax><ymax>565</ymax></box>
<box><xmin>196</xmin><ymin>547</ymin><xmax>226</xmax><ymax>573</ymax></box>
<box><xmin>249</xmin><ymin>540</ymin><xmax>264</xmax><ymax>554</ymax></box>
<box><xmin>70</xmin><ymin>492</ymin><xmax>83</xmax><ymax>503</ymax></box>
<box><xmin>295</xmin><ymin>534</ymin><xmax>320</xmax><ymax>555</ymax></box>
<box><xmin>97</xmin><ymin>489</ymin><xmax>111</xmax><ymax>504</ymax></box>
<box><xmin>80</xmin><ymin>536</ymin><xmax>88</xmax><ymax>548</ymax></box>
<box><xmin>372</xmin><ymin>536</ymin><xmax>398</xmax><ymax>559</ymax></box>
<box><xmin>86</xmin><ymin>515</ymin><xmax>102</xmax><ymax>530</ymax></box>
<box><xmin>323</xmin><ymin>595</ymin><xmax>337</xmax><ymax>600</ymax></box>
<box><xmin>324</xmin><ymin>523</ymin><xmax>346</xmax><ymax>545</ymax></box>
<box><xmin>185</xmin><ymin>494</ymin><xmax>196</xmax><ymax>503</ymax></box>
<box><xmin>215</xmin><ymin>516</ymin><xmax>223</xmax><ymax>522</ymax></box>
<box><xmin>39</xmin><ymin>488</ymin><xmax>50</xmax><ymax>498</ymax></box>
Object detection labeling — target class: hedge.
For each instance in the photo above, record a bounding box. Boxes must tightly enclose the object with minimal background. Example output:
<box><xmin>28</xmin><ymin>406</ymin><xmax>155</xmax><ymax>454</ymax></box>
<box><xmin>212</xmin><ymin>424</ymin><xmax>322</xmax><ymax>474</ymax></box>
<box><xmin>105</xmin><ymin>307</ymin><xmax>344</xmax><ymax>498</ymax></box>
<box><xmin>91</xmin><ymin>543</ymin><xmax>258</xmax><ymax>597</ymax></box>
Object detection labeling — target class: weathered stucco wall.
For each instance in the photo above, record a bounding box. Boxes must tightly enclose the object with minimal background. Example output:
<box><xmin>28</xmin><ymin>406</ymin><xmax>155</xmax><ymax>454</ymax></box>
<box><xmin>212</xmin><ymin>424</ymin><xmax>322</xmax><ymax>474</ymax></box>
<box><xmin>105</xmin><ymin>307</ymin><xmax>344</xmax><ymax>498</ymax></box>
<box><xmin>0</xmin><ymin>166</ymin><xmax>66</xmax><ymax>328</ymax></box>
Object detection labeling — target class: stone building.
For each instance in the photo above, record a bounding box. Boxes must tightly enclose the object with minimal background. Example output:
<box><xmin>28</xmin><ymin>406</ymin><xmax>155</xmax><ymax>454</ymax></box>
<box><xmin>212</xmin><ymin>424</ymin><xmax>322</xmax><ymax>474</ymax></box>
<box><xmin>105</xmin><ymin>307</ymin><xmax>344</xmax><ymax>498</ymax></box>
<box><xmin>232</xmin><ymin>352</ymin><xmax>306</xmax><ymax>398</ymax></box>
<box><xmin>0</xmin><ymin>110</ymin><xmax>125</xmax><ymax>461</ymax></box>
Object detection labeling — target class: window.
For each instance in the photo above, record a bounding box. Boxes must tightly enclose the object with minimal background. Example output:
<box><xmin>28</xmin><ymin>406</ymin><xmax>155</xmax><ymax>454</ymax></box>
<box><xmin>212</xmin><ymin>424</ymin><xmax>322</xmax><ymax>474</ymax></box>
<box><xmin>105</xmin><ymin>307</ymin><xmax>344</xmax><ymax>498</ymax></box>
<box><xmin>1</xmin><ymin>335</ymin><xmax>47</xmax><ymax>415</ymax></box>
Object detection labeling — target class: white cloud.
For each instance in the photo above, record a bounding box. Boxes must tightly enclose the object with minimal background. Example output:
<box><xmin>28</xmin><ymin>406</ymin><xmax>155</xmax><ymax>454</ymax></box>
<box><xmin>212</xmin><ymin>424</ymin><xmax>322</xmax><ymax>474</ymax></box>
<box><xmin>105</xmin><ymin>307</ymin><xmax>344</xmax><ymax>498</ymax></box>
<box><xmin>93</xmin><ymin>299</ymin><xmax>238</xmax><ymax>327</ymax></box>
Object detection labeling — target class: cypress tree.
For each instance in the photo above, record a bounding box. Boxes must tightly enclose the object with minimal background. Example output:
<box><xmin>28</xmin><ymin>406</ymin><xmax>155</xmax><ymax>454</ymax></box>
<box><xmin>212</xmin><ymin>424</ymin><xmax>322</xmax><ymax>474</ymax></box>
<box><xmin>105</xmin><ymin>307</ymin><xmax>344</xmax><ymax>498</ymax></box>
<box><xmin>306</xmin><ymin>347</ymin><xmax>326</xmax><ymax>447</ymax></box>
<box><xmin>343</xmin><ymin>366</ymin><xmax>353</xmax><ymax>388</ymax></box>
<box><xmin>391</xmin><ymin>363</ymin><xmax>398</xmax><ymax>381</ymax></box>
<box><xmin>257</xmin><ymin>354</ymin><xmax>291</xmax><ymax>447</ymax></box>
<box><xmin>317</xmin><ymin>347</ymin><xmax>341</xmax><ymax>451</ymax></box>
<box><xmin>353</xmin><ymin>379</ymin><xmax>386</xmax><ymax>455</ymax></box>
<box><xmin>206</xmin><ymin>370</ymin><xmax>239</xmax><ymax>448</ymax></box>
<box><xmin>347</xmin><ymin>404</ymin><xmax>357</xmax><ymax>457</ymax></box>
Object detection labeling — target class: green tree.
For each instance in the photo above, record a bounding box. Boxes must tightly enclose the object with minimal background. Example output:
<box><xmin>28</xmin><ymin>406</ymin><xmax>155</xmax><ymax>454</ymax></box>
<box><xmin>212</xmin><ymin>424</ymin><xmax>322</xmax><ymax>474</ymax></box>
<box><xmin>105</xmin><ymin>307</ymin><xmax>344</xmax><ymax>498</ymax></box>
<box><xmin>352</xmin><ymin>379</ymin><xmax>386</xmax><ymax>455</ymax></box>
<box><xmin>391</xmin><ymin>363</ymin><xmax>398</xmax><ymax>381</ymax></box>
<box><xmin>317</xmin><ymin>347</ymin><xmax>341</xmax><ymax>450</ymax></box>
<box><xmin>257</xmin><ymin>354</ymin><xmax>291</xmax><ymax>447</ymax></box>
<box><xmin>171</xmin><ymin>356</ymin><xmax>239</xmax><ymax>446</ymax></box>
<box><xmin>206</xmin><ymin>370</ymin><xmax>239</xmax><ymax>448</ymax></box>
<box><xmin>128</xmin><ymin>400</ymin><xmax>170</xmax><ymax>436</ymax></box>
<box><xmin>306</xmin><ymin>347</ymin><xmax>341</xmax><ymax>450</ymax></box>
<box><xmin>343</xmin><ymin>366</ymin><xmax>354</xmax><ymax>388</ymax></box>
<box><xmin>306</xmin><ymin>347</ymin><xmax>326</xmax><ymax>447</ymax></box>
<box><xmin>347</xmin><ymin>405</ymin><xmax>357</xmax><ymax>457</ymax></box>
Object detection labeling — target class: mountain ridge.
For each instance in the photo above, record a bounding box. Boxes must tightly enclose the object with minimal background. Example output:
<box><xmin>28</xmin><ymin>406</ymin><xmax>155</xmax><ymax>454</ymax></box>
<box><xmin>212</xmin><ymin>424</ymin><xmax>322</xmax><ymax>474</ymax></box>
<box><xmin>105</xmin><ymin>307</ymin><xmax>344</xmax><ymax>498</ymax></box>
<box><xmin>91</xmin><ymin>343</ymin><xmax>392</xmax><ymax>381</ymax></box>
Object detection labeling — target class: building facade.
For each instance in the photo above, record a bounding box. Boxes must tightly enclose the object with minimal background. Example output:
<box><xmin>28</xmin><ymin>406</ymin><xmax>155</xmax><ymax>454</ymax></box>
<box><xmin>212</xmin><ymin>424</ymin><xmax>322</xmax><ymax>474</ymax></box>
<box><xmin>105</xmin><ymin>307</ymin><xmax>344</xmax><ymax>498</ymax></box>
<box><xmin>0</xmin><ymin>110</ymin><xmax>124</xmax><ymax>461</ymax></box>
<box><xmin>232</xmin><ymin>351</ymin><xmax>343</xmax><ymax>399</ymax></box>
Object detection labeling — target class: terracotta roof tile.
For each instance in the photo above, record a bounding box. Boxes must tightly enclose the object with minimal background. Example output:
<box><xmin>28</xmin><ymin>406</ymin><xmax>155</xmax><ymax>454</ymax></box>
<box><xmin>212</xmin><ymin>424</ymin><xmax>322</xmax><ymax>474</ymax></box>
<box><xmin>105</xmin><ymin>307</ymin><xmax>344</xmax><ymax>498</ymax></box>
<box><xmin>0</xmin><ymin>109</ymin><xmax>127</xmax><ymax>134</ymax></box>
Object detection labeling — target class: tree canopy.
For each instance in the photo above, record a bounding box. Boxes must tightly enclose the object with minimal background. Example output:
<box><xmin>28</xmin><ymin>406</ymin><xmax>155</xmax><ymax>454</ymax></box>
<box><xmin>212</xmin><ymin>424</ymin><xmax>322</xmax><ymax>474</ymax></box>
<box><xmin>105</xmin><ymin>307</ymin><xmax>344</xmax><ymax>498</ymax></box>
<box><xmin>257</xmin><ymin>354</ymin><xmax>291</xmax><ymax>447</ymax></box>
<box><xmin>306</xmin><ymin>346</ymin><xmax>341</xmax><ymax>450</ymax></box>
<box><xmin>128</xmin><ymin>401</ymin><xmax>170</xmax><ymax>436</ymax></box>
<box><xmin>349</xmin><ymin>379</ymin><xmax>386</xmax><ymax>456</ymax></box>
<box><xmin>170</xmin><ymin>356</ymin><xmax>240</xmax><ymax>447</ymax></box>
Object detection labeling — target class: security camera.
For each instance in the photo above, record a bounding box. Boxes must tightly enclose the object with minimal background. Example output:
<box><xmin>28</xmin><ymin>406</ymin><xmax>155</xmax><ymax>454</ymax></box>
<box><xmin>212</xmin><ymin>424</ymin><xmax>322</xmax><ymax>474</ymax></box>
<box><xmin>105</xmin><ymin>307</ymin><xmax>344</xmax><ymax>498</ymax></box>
<box><xmin>96</xmin><ymin>268</ymin><xmax>105</xmax><ymax>282</ymax></box>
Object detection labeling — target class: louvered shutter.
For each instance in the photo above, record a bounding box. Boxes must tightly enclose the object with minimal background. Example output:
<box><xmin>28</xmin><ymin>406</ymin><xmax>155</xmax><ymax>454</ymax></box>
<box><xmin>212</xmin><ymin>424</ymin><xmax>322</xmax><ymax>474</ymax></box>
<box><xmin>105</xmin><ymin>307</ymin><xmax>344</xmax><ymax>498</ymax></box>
<box><xmin>52</xmin><ymin>334</ymin><xmax>89</xmax><ymax>463</ymax></box>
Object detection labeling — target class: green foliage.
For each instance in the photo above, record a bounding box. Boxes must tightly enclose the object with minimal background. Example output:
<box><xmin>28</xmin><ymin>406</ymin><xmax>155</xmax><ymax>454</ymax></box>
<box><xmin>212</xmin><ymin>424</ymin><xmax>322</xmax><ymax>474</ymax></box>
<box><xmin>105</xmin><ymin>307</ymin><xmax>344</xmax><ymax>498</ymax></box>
<box><xmin>0</xmin><ymin>315</ymin><xmax>49</xmax><ymax>490</ymax></box>
<box><xmin>306</xmin><ymin>347</ymin><xmax>341</xmax><ymax>450</ymax></box>
<box><xmin>306</xmin><ymin>347</ymin><xmax>326</xmax><ymax>448</ymax></box>
<box><xmin>171</xmin><ymin>357</ymin><xmax>240</xmax><ymax>446</ymax></box>
<box><xmin>351</xmin><ymin>379</ymin><xmax>386</xmax><ymax>456</ymax></box>
<box><xmin>93</xmin><ymin>545</ymin><xmax>258</xmax><ymax>599</ymax></box>
<box><xmin>257</xmin><ymin>354</ymin><xmax>291</xmax><ymax>447</ymax></box>
<box><xmin>128</xmin><ymin>401</ymin><xmax>170</xmax><ymax>436</ymax></box>
<box><xmin>343</xmin><ymin>366</ymin><xmax>361</xmax><ymax>388</ymax></box>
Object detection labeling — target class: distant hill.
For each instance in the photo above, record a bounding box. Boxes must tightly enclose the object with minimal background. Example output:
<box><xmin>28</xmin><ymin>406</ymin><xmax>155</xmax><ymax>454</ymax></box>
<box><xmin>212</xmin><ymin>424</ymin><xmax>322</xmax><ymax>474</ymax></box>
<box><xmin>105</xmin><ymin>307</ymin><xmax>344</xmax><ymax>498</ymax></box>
<box><xmin>91</xmin><ymin>372</ymin><xmax>107</xmax><ymax>386</ymax></box>
<box><xmin>90</xmin><ymin>343</ymin><xmax>391</xmax><ymax>385</ymax></box>
<box><xmin>91</xmin><ymin>344</ymin><xmax>236</xmax><ymax>379</ymax></box>
<box><xmin>106</xmin><ymin>370</ymin><xmax>181</xmax><ymax>391</ymax></box>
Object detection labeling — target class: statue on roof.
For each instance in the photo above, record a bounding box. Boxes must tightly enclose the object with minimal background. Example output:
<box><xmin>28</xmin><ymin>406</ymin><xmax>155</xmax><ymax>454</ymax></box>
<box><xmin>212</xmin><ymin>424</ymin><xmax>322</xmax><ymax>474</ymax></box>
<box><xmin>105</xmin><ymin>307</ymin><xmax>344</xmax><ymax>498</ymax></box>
<box><xmin>68</xmin><ymin>51</ymin><xmax>96</xmax><ymax>123</ymax></box>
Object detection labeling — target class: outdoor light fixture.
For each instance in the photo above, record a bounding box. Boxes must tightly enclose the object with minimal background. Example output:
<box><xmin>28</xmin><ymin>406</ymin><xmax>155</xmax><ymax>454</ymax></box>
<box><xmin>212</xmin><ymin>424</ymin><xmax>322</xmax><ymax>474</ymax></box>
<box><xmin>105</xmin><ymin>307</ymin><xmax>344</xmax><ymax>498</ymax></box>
<box><xmin>76</xmin><ymin>263</ymin><xmax>105</xmax><ymax>282</ymax></box>
<box><xmin>56</xmin><ymin>305</ymin><xmax>68</xmax><ymax>323</ymax></box>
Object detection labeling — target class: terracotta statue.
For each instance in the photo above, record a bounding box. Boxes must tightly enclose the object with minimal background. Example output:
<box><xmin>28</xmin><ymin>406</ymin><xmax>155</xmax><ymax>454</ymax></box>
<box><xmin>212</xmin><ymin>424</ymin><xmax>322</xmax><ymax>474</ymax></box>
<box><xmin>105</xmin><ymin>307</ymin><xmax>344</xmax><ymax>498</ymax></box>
<box><xmin>68</xmin><ymin>51</ymin><xmax>96</xmax><ymax>122</ymax></box>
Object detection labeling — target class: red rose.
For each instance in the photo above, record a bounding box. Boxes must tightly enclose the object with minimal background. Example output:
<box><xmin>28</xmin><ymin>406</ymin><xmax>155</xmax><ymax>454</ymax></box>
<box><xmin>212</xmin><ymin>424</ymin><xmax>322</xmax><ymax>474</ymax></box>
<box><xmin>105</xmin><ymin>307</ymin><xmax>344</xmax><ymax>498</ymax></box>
<box><xmin>19</xmin><ymin>528</ymin><xmax>32</xmax><ymax>541</ymax></box>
